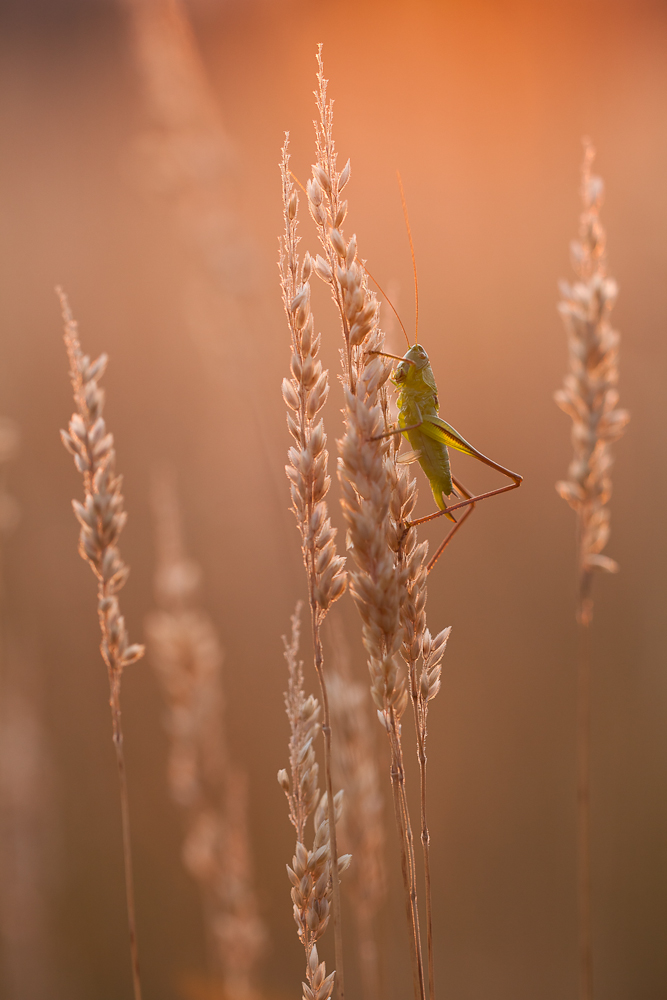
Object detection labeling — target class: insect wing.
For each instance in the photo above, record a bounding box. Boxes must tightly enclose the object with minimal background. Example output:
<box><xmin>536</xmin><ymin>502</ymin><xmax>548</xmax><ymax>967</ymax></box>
<box><xmin>422</xmin><ymin>415</ymin><xmax>522</xmax><ymax>485</ymax></box>
<box><xmin>420</xmin><ymin>415</ymin><xmax>481</xmax><ymax>459</ymax></box>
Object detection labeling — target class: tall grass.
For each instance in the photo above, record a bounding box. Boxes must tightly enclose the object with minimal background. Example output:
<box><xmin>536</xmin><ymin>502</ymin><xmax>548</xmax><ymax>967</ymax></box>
<box><xmin>279</xmin><ymin>49</ymin><xmax>455</xmax><ymax>1000</ymax></box>
<box><xmin>280</xmin><ymin>129</ymin><xmax>348</xmax><ymax>999</ymax></box>
<box><xmin>58</xmin><ymin>290</ymin><xmax>145</xmax><ymax>1000</ymax></box>
<box><xmin>555</xmin><ymin>143</ymin><xmax>629</xmax><ymax>1000</ymax></box>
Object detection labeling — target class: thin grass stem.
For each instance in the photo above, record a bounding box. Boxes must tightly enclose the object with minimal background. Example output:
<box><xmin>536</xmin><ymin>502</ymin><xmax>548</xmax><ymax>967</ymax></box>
<box><xmin>111</xmin><ymin>697</ymin><xmax>142</xmax><ymax>1000</ymax></box>
<box><xmin>388</xmin><ymin>725</ymin><xmax>425</xmax><ymax>1000</ymax></box>
<box><xmin>409</xmin><ymin>692</ymin><xmax>435</xmax><ymax>1000</ymax></box>
<box><xmin>577</xmin><ymin>618</ymin><xmax>592</xmax><ymax>1000</ymax></box>
<box><xmin>312</xmin><ymin>617</ymin><xmax>346</xmax><ymax>1000</ymax></box>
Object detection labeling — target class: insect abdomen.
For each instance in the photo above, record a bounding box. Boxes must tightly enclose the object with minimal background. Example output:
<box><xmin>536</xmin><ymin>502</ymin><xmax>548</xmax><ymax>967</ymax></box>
<box><xmin>402</xmin><ymin>424</ymin><xmax>453</xmax><ymax>509</ymax></box>
<box><xmin>421</xmin><ymin>437</ymin><xmax>453</xmax><ymax>509</ymax></box>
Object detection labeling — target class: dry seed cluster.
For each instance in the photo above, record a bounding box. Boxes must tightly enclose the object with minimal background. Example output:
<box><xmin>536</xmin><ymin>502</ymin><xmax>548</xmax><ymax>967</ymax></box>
<box><xmin>302</xmin><ymin>944</ymin><xmax>336</xmax><ymax>1000</ymax></box>
<box><xmin>279</xmin><ymin>607</ymin><xmax>350</xmax><ymax>1000</ymax></box>
<box><xmin>308</xmin><ymin>141</ymin><xmax>377</xmax><ymax>382</ymax></box>
<box><xmin>338</xmin><ymin>390</ymin><xmax>409</xmax><ymax>725</ymax></box>
<box><xmin>278</xmin><ymin>605</ymin><xmax>322</xmax><ymax>842</ymax></box>
<box><xmin>555</xmin><ymin>146</ymin><xmax>629</xmax><ymax>623</ymax></box>
<box><xmin>59</xmin><ymin>291</ymin><xmax>144</xmax><ymax>694</ymax></box>
<box><xmin>390</xmin><ymin>456</ymin><xmax>433</xmax><ymax>714</ymax></box>
<box><xmin>419</xmin><ymin>628</ymin><xmax>449</xmax><ymax>706</ymax></box>
<box><xmin>410</xmin><ymin>625</ymin><xmax>450</xmax><ymax>769</ymax></box>
<box><xmin>286</xmin><ymin>793</ymin><xmax>346</xmax><ymax>950</ymax></box>
<box><xmin>280</xmin><ymin>144</ymin><xmax>346</xmax><ymax>615</ymax></box>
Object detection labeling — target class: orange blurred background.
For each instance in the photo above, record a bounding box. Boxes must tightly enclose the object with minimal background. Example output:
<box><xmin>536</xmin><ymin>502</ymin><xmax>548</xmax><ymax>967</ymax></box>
<box><xmin>0</xmin><ymin>0</ymin><xmax>666</xmax><ymax>998</ymax></box>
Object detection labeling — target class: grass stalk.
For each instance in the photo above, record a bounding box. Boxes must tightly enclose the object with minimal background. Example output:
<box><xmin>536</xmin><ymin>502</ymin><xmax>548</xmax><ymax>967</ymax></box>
<box><xmin>282</xmin><ymin>48</ymin><xmax>460</xmax><ymax>1000</ymax></box>
<box><xmin>411</xmin><ymin>692</ymin><xmax>435</xmax><ymax>1000</ymax></box>
<box><xmin>312</xmin><ymin>616</ymin><xmax>346</xmax><ymax>1000</ymax></box>
<box><xmin>280</xmin><ymin>138</ymin><xmax>348</xmax><ymax>1000</ymax></box>
<box><xmin>406</xmin><ymin>627</ymin><xmax>449</xmax><ymax>1000</ymax></box>
<box><xmin>420</xmin><ymin>754</ymin><xmax>435</xmax><ymax>1000</ymax></box>
<box><xmin>302</xmin><ymin>50</ymin><xmax>430</xmax><ymax>1000</ymax></box>
<box><xmin>112</xmin><ymin>698</ymin><xmax>142</xmax><ymax>1000</ymax></box>
<box><xmin>388</xmin><ymin>721</ymin><xmax>425</xmax><ymax>1000</ymax></box>
<box><xmin>555</xmin><ymin>143</ymin><xmax>629</xmax><ymax>1000</ymax></box>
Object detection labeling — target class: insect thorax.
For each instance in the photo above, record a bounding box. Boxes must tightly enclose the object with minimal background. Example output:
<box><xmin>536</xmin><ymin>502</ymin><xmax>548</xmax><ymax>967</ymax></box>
<box><xmin>397</xmin><ymin>367</ymin><xmax>439</xmax><ymax>418</ymax></box>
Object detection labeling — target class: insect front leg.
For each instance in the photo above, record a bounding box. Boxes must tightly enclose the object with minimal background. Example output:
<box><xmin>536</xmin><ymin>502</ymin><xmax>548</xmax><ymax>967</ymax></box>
<box><xmin>370</xmin><ymin>419</ymin><xmax>423</xmax><ymax>442</ymax></box>
<box><xmin>371</xmin><ymin>401</ymin><xmax>423</xmax><ymax>442</ymax></box>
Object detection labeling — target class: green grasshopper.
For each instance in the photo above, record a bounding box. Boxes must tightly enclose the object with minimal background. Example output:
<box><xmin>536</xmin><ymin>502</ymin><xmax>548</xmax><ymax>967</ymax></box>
<box><xmin>375</xmin><ymin>340</ymin><xmax>523</xmax><ymax>572</ymax></box>
<box><xmin>370</xmin><ymin>178</ymin><xmax>522</xmax><ymax>573</ymax></box>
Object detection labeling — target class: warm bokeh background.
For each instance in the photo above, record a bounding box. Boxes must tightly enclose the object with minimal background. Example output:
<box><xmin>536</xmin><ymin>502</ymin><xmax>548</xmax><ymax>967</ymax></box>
<box><xmin>0</xmin><ymin>0</ymin><xmax>666</xmax><ymax>997</ymax></box>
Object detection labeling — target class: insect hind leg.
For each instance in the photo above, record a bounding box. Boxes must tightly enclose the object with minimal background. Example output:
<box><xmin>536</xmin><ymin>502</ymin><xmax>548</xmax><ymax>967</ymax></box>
<box><xmin>426</xmin><ymin>476</ymin><xmax>476</xmax><ymax>574</ymax></box>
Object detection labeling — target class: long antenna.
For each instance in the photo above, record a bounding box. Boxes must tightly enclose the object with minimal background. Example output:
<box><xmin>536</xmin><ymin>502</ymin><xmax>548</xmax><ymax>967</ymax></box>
<box><xmin>290</xmin><ymin>170</ymin><xmax>307</xmax><ymax>195</ymax></box>
<box><xmin>397</xmin><ymin>171</ymin><xmax>419</xmax><ymax>345</ymax></box>
<box><xmin>362</xmin><ymin>263</ymin><xmax>411</xmax><ymax>350</ymax></box>
<box><xmin>292</xmin><ymin>169</ymin><xmax>411</xmax><ymax>351</ymax></box>
<box><xmin>292</xmin><ymin>170</ymin><xmax>411</xmax><ymax>351</ymax></box>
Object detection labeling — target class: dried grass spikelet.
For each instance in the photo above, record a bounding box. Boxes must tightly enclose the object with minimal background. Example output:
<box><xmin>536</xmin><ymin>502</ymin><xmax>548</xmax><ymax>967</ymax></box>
<box><xmin>555</xmin><ymin>143</ymin><xmax>630</xmax><ymax>625</ymax></box>
<box><xmin>58</xmin><ymin>289</ymin><xmax>145</xmax><ymax>713</ymax></box>
<box><xmin>278</xmin><ymin>605</ymin><xmax>351</xmax><ymax>1000</ymax></box>
<box><xmin>145</xmin><ymin>471</ymin><xmax>265</xmax><ymax>997</ymax></box>
<box><xmin>57</xmin><ymin>288</ymin><xmax>144</xmax><ymax>1000</ymax></box>
<box><xmin>280</xmin><ymin>140</ymin><xmax>346</xmax><ymax>615</ymax></box>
